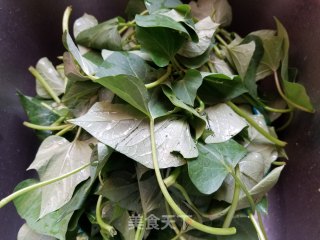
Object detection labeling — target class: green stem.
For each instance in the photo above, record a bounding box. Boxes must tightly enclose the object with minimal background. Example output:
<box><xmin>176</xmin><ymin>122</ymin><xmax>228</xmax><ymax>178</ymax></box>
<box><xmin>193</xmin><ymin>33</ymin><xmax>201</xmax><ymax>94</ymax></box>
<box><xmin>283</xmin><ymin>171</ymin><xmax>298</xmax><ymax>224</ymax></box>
<box><xmin>274</xmin><ymin>71</ymin><xmax>314</xmax><ymax>113</ymax></box>
<box><xmin>134</xmin><ymin>214</ymin><xmax>146</xmax><ymax>240</ymax></box>
<box><xmin>207</xmin><ymin>61</ymin><xmax>215</xmax><ymax>73</ymax></box>
<box><xmin>249</xmin><ymin>212</ymin><xmax>267</xmax><ymax>240</ymax></box>
<box><xmin>171</xmin><ymin>57</ymin><xmax>186</xmax><ymax>72</ymax></box>
<box><xmin>149</xmin><ymin>118</ymin><xmax>236</xmax><ymax>236</ymax></box>
<box><xmin>264</xmin><ymin>106</ymin><xmax>292</xmax><ymax>113</ymax></box>
<box><xmin>164</xmin><ymin>167</ymin><xmax>181</xmax><ymax>187</ymax></box>
<box><xmin>119</xmin><ymin>22</ymin><xmax>136</xmax><ymax>27</ymax></box>
<box><xmin>145</xmin><ymin>65</ymin><xmax>172</xmax><ymax>89</ymax></box>
<box><xmin>119</xmin><ymin>8</ymin><xmax>148</xmax><ymax>34</ymax></box>
<box><xmin>219</xmin><ymin>29</ymin><xmax>233</xmax><ymax>43</ymax></box>
<box><xmin>243</xmin><ymin>94</ymin><xmax>292</xmax><ymax>114</ymax></box>
<box><xmin>28</xmin><ymin>66</ymin><xmax>61</xmax><ymax>103</ymax></box>
<box><xmin>51</xmin><ymin>116</ymin><xmax>66</xmax><ymax>126</ymax></box>
<box><xmin>23</xmin><ymin>121</ymin><xmax>72</xmax><ymax>131</ymax></box>
<box><xmin>40</xmin><ymin>102</ymin><xmax>61</xmax><ymax>115</ymax></box>
<box><xmin>0</xmin><ymin>161</ymin><xmax>94</xmax><ymax>208</ymax></box>
<box><xmin>196</xmin><ymin>96</ymin><xmax>205</xmax><ymax>113</ymax></box>
<box><xmin>172</xmin><ymin>182</ymin><xmax>202</xmax><ymax>222</ymax></box>
<box><xmin>215</xmin><ymin>34</ymin><xmax>228</xmax><ymax>47</ymax></box>
<box><xmin>229</xmin><ymin>169</ymin><xmax>256</xmax><ymax>213</ymax></box>
<box><xmin>62</xmin><ymin>6</ymin><xmax>72</xmax><ymax>33</ymax></box>
<box><xmin>55</xmin><ymin>125</ymin><xmax>74</xmax><ymax>136</ymax></box>
<box><xmin>96</xmin><ymin>196</ymin><xmax>117</xmax><ymax>237</ymax></box>
<box><xmin>272</xmin><ymin>161</ymin><xmax>286</xmax><ymax>166</ymax></box>
<box><xmin>165</xmin><ymin>201</ymin><xmax>187</xmax><ymax>240</ymax></box>
<box><xmin>257</xmin><ymin>212</ymin><xmax>268</xmax><ymax>240</ymax></box>
<box><xmin>223</xmin><ymin>166</ymin><xmax>241</xmax><ymax>228</ymax></box>
<box><xmin>276</xmin><ymin>110</ymin><xmax>294</xmax><ymax>132</ymax></box>
<box><xmin>213</xmin><ymin>45</ymin><xmax>224</xmax><ymax>59</ymax></box>
<box><xmin>226</xmin><ymin>101</ymin><xmax>287</xmax><ymax>147</ymax></box>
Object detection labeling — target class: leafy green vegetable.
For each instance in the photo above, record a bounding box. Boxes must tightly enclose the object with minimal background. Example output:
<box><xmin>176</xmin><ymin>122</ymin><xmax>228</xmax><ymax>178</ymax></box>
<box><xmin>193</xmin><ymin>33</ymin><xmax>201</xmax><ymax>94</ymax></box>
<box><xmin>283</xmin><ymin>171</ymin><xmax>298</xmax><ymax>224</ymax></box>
<box><xmin>144</xmin><ymin>0</ymin><xmax>183</xmax><ymax>13</ymax></box>
<box><xmin>3</xmin><ymin>2</ymin><xmax>314</xmax><ymax>240</ymax></box>
<box><xmin>95</xmin><ymin>75</ymin><xmax>150</xmax><ymax>116</ymax></box>
<box><xmin>188</xmin><ymin>140</ymin><xmax>247</xmax><ymax>194</ymax></box>
<box><xmin>18</xmin><ymin>224</ymin><xmax>55</xmax><ymax>240</ymax></box>
<box><xmin>70</xmin><ymin>102</ymin><xmax>198</xmax><ymax>168</ymax></box>
<box><xmin>27</xmin><ymin>136</ymin><xmax>95</xmax><ymax>217</ymax></box>
<box><xmin>189</xmin><ymin>0</ymin><xmax>232</xmax><ymax>26</ymax></box>
<box><xmin>35</xmin><ymin>57</ymin><xmax>66</xmax><ymax>99</ymax></box>
<box><xmin>96</xmin><ymin>51</ymin><xmax>160</xmax><ymax>83</ymax></box>
<box><xmin>18</xmin><ymin>92</ymin><xmax>61</xmax><ymax>139</ymax></box>
<box><xmin>76</xmin><ymin>17</ymin><xmax>123</xmax><ymax>50</ymax></box>
<box><xmin>171</xmin><ymin>69</ymin><xmax>203</xmax><ymax>106</ymax></box>
<box><xmin>204</xmin><ymin>103</ymin><xmax>248</xmax><ymax>143</ymax></box>
<box><xmin>135</xmin><ymin>13</ymin><xmax>190</xmax><ymax>66</ymax></box>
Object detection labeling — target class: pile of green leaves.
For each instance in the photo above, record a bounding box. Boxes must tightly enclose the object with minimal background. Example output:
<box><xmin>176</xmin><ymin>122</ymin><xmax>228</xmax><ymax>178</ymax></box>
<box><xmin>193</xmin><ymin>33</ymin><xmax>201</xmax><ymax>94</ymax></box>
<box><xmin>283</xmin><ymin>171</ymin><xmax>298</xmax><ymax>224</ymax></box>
<box><xmin>1</xmin><ymin>0</ymin><xmax>314</xmax><ymax>239</ymax></box>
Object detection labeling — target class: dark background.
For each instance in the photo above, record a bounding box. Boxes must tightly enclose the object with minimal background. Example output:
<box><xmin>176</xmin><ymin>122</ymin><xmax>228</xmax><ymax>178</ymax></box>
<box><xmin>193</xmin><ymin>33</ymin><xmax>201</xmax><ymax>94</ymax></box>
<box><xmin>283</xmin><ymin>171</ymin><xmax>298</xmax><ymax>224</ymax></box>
<box><xmin>0</xmin><ymin>0</ymin><xmax>319</xmax><ymax>239</ymax></box>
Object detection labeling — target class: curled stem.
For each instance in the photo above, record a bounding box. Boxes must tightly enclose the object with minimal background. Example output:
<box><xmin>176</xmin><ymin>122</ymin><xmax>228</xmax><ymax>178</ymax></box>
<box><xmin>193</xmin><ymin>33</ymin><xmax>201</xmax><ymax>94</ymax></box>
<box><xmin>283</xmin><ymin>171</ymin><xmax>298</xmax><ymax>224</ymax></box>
<box><xmin>23</xmin><ymin>121</ymin><xmax>72</xmax><ymax>131</ymax></box>
<box><xmin>165</xmin><ymin>201</ymin><xmax>187</xmax><ymax>240</ymax></box>
<box><xmin>0</xmin><ymin>161</ymin><xmax>94</xmax><ymax>208</ymax></box>
<box><xmin>55</xmin><ymin>125</ymin><xmax>75</xmax><ymax>136</ymax></box>
<box><xmin>50</xmin><ymin>116</ymin><xmax>66</xmax><ymax>126</ymax></box>
<box><xmin>96</xmin><ymin>196</ymin><xmax>117</xmax><ymax>237</ymax></box>
<box><xmin>62</xmin><ymin>6</ymin><xmax>72</xmax><ymax>33</ymax></box>
<box><xmin>164</xmin><ymin>167</ymin><xmax>181</xmax><ymax>187</ymax></box>
<box><xmin>172</xmin><ymin>182</ymin><xmax>202</xmax><ymax>222</ymax></box>
<box><xmin>229</xmin><ymin>169</ymin><xmax>256</xmax><ymax>213</ymax></box>
<box><xmin>249</xmin><ymin>212</ymin><xmax>267</xmax><ymax>240</ymax></box>
<box><xmin>213</xmin><ymin>45</ymin><xmax>224</xmax><ymax>59</ymax></box>
<box><xmin>28</xmin><ymin>66</ymin><xmax>61</xmax><ymax>103</ymax></box>
<box><xmin>276</xmin><ymin>110</ymin><xmax>294</xmax><ymax>132</ymax></box>
<box><xmin>264</xmin><ymin>106</ymin><xmax>292</xmax><ymax>114</ymax></box>
<box><xmin>223</xmin><ymin>166</ymin><xmax>241</xmax><ymax>228</ymax></box>
<box><xmin>274</xmin><ymin>71</ymin><xmax>314</xmax><ymax>113</ymax></box>
<box><xmin>215</xmin><ymin>34</ymin><xmax>228</xmax><ymax>47</ymax></box>
<box><xmin>149</xmin><ymin>118</ymin><xmax>236</xmax><ymax>236</ymax></box>
<box><xmin>145</xmin><ymin>65</ymin><xmax>172</xmax><ymax>89</ymax></box>
<box><xmin>226</xmin><ymin>101</ymin><xmax>287</xmax><ymax>147</ymax></box>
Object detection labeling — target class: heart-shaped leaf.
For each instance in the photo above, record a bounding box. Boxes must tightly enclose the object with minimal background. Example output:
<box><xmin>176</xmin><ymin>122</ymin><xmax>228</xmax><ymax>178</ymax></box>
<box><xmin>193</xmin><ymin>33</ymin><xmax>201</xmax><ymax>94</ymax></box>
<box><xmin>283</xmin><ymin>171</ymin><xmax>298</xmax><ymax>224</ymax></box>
<box><xmin>70</xmin><ymin>102</ymin><xmax>198</xmax><ymax>168</ymax></box>
<box><xmin>188</xmin><ymin>140</ymin><xmax>247</xmax><ymax>194</ymax></box>
<box><xmin>28</xmin><ymin>136</ymin><xmax>95</xmax><ymax>217</ymax></box>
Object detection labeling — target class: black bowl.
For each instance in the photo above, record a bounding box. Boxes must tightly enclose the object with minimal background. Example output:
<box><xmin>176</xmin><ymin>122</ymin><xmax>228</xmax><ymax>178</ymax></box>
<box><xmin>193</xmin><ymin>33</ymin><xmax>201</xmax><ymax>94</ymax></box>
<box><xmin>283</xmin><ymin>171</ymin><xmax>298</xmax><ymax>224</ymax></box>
<box><xmin>1</xmin><ymin>1</ymin><xmax>319</xmax><ymax>239</ymax></box>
